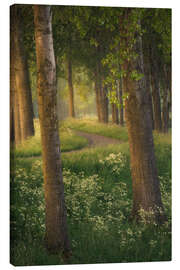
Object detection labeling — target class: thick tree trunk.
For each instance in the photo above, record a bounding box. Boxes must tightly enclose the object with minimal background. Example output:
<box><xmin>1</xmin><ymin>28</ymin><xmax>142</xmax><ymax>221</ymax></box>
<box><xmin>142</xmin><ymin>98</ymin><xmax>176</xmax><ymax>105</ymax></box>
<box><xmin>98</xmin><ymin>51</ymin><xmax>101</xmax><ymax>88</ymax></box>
<box><xmin>34</xmin><ymin>5</ymin><xmax>71</xmax><ymax>256</ymax></box>
<box><xmin>122</xmin><ymin>12</ymin><xmax>165</xmax><ymax>223</ymax></box>
<box><xmin>12</xmin><ymin>5</ymin><xmax>34</xmax><ymax>141</ymax></box>
<box><xmin>67</xmin><ymin>56</ymin><xmax>75</xmax><ymax>118</ymax></box>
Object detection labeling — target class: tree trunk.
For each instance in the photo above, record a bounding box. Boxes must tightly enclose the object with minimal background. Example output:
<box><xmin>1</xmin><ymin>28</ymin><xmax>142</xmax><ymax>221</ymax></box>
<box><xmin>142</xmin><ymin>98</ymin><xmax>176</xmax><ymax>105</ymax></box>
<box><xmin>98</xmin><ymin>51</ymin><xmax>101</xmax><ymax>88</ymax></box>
<box><xmin>122</xmin><ymin>11</ymin><xmax>165</xmax><ymax>223</ymax></box>
<box><xmin>10</xmin><ymin>9</ymin><xmax>21</xmax><ymax>145</ymax></box>
<box><xmin>94</xmin><ymin>69</ymin><xmax>101</xmax><ymax>122</ymax></box>
<box><xmin>118</xmin><ymin>78</ymin><xmax>124</xmax><ymax>126</ymax></box>
<box><xmin>67</xmin><ymin>56</ymin><xmax>75</xmax><ymax>118</ymax></box>
<box><xmin>96</xmin><ymin>60</ymin><xmax>108</xmax><ymax>123</ymax></box>
<box><xmin>102</xmin><ymin>85</ymin><xmax>109</xmax><ymax>123</ymax></box>
<box><xmin>161</xmin><ymin>65</ymin><xmax>170</xmax><ymax>133</ymax></box>
<box><xmin>11</xmin><ymin>5</ymin><xmax>34</xmax><ymax>141</ymax></box>
<box><xmin>34</xmin><ymin>5</ymin><xmax>71</xmax><ymax>256</ymax></box>
<box><xmin>112</xmin><ymin>103</ymin><xmax>119</xmax><ymax>124</ymax></box>
<box><xmin>143</xmin><ymin>54</ymin><xmax>154</xmax><ymax>130</ymax></box>
<box><xmin>150</xmin><ymin>48</ymin><xmax>162</xmax><ymax>132</ymax></box>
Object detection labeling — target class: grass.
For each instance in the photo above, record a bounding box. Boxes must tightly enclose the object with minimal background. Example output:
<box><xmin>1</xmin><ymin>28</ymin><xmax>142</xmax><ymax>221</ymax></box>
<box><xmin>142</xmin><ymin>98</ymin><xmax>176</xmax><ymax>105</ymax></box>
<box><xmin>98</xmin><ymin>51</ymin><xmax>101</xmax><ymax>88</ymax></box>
<box><xmin>63</xmin><ymin>117</ymin><xmax>129</xmax><ymax>142</ymax></box>
<box><xmin>12</xmin><ymin>120</ymin><xmax>88</xmax><ymax>158</ymax></box>
<box><xmin>10</xmin><ymin>118</ymin><xmax>172</xmax><ymax>266</ymax></box>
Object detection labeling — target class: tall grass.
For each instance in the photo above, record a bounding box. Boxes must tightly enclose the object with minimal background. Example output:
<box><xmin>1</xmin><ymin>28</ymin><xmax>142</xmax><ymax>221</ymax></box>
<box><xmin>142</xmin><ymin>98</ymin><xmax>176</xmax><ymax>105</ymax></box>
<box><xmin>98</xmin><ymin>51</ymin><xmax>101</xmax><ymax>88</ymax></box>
<box><xmin>63</xmin><ymin>118</ymin><xmax>129</xmax><ymax>142</ymax></box>
<box><xmin>12</xmin><ymin>120</ymin><xmax>88</xmax><ymax>158</ymax></box>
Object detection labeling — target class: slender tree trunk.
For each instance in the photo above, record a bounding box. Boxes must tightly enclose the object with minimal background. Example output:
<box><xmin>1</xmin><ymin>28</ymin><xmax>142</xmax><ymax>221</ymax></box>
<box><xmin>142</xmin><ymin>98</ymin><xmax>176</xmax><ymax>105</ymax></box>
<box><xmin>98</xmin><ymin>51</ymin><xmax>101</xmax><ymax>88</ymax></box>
<box><xmin>102</xmin><ymin>85</ymin><xmax>109</xmax><ymax>123</ymax></box>
<box><xmin>67</xmin><ymin>56</ymin><xmax>75</xmax><ymax>118</ymax></box>
<box><xmin>10</xmin><ymin>46</ymin><xmax>15</xmax><ymax>144</ymax></box>
<box><xmin>150</xmin><ymin>48</ymin><xmax>162</xmax><ymax>132</ymax></box>
<box><xmin>94</xmin><ymin>69</ymin><xmax>101</xmax><ymax>122</ymax></box>
<box><xmin>34</xmin><ymin>5</ymin><xmax>71</xmax><ymax>256</ymax></box>
<box><xmin>118</xmin><ymin>78</ymin><xmax>124</xmax><ymax>126</ymax></box>
<box><xmin>161</xmin><ymin>65</ymin><xmax>170</xmax><ymax>133</ymax></box>
<box><xmin>11</xmin><ymin>6</ymin><xmax>34</xmax><ymax>141</ymax></box>
<box><xmin>122</xmin><ymin>11</ymin><xmax>165</xmax><ymax>223</ymax></box>
<box><xmin>96</xmin><ymin>59</ymin><xmax>108</xmax><ymax>123</ymax></box>
<box><xmin>143</xmin><ymin>54</ymin><xmax>154</xmax><ymax>130</ymax></box>
<box><xmin>112</xmin><ymin>103</ymin><xmax>119</xmax><ymax>124</ymax></box>
<box><xmin>10</xmin><ymin>9</ymin><xmax>21</xmax><ymax>145</ymax></box>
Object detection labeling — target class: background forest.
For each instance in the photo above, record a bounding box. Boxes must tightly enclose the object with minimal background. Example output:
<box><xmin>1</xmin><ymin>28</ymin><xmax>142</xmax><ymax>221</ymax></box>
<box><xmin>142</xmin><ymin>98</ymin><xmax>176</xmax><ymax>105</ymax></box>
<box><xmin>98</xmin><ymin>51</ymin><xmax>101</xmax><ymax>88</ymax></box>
<box><xmin>10</xmin><ymin>4</ymin><xmax>171</xmax><ymax>266</ymax></box>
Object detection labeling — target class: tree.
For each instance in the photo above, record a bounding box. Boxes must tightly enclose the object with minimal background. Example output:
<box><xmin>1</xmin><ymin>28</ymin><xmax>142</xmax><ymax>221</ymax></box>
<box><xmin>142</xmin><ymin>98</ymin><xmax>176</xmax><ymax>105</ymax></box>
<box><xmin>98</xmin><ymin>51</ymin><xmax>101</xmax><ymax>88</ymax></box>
<box><xmin>11</xmin><ymin>5</ymin><xmax>34</xmax><ymax>142</ymax></box>
<box><xmin>34</xmin><ymin>5</ymin><xmax>71</xmax><ymax>256</ymax></box>
<box><xmin>120</xmin><ymin>8</ymin><xmax>165</xmax><ymax>222</ymax></box>
<box><xmin>67</xmin><ymin>55</ymin><xmax>75</xmax><ymax>117</ymax></box>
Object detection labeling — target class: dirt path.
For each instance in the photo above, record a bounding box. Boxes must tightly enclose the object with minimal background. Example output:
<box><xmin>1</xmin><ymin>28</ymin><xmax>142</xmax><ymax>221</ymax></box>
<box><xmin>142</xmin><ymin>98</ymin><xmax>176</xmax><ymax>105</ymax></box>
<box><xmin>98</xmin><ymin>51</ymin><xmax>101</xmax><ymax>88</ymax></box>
<box><xmin>20</xmin><ymin>131</ymin><xmax>122</xmax><ymax>160</ymax></box>
<box><xmin>64</xmin><ymin>130</ymin><xmax>121</xmax><ymax>154</ymax></box>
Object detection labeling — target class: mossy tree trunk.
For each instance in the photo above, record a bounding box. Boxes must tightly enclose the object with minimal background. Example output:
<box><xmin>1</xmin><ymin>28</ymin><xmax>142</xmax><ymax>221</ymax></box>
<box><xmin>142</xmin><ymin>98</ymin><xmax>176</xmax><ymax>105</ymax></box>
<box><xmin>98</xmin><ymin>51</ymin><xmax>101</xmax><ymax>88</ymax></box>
<box><xmin>11</xmin><ymin>5</ymin><xmax>34</xmax><ymax>141</ymax></box>
<box><xmin>122</xmin><ymin>10</ymin><xmax>165</xmax><ymax>223</ymax></box>
<box><xmin>34</xmin><ymin>5</ymin><xmax>71</xmax><ymax>256</ymax></box>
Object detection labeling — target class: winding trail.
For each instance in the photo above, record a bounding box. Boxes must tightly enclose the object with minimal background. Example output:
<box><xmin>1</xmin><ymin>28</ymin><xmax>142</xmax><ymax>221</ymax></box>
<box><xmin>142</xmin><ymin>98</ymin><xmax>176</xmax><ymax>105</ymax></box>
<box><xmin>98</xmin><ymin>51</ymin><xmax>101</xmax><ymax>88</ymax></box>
<box><xmin>64</xmin><ymin>130</ymin><xmax>121</xmax><ymax>154</ymax></box>
<box><xmin>20</xmin><ymin>130</ymin><xmax>122</xmax><ymax>160</ymax></box>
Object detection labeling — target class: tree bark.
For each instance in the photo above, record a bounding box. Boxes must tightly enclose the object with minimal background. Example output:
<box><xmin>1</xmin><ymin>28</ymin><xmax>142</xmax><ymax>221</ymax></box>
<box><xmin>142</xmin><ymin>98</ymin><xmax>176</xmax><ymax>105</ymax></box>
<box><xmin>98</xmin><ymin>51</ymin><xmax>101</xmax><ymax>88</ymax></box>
<box><xmin>112</xmin><ymin>103</ymin><xmax>119</xmax><ymax>124</ymax></box>
<box><xmin>118</xmin><ymin>78</ymin><xmax>124</xmax><ymax>126</ymax></box>
<box><xmin>34</xmin><ymin>5</ymin><xmax>71</xmax><ymax>256</ymax></box>
<box><xmin>94</xmin><ymin>68</ymin><xmax>101</xmax><ymax>122</ymax></box>
<box><xmin>121</xmin><ymin>11</ymin><xmax>165</xmax><ymax>223</ymax></box>
<box><xmin>11</xmin><ymin>5</ymin><xmax>34</xmax><ymax>141</ymax></box>
<box><xmin>143</xmin><ymin>54</ymin><xmax>154</xmax><ymax>130</ymax></box>
<box><xmin>10</xmin><ymin>7</ymin><xmax>21</xmax><ymax>145</ymax></box>
<box><xmin>161</xmin><ymin>64</ymin><xmax>170</xmax><ymax>133</ymax></box>
<box><xmin>150</xmin><ymin>48</ymin><xmax>162</xmax><ymax>132</ymax></box>
<box><xmin>96</xmin><ymin>59</ymin><xmax>108</xmax><ymax>123</ymax></box>
<box><xmin>67</xmin><ymin>56</ymin><xmax>75</xmax><ymax>118</ymax></box>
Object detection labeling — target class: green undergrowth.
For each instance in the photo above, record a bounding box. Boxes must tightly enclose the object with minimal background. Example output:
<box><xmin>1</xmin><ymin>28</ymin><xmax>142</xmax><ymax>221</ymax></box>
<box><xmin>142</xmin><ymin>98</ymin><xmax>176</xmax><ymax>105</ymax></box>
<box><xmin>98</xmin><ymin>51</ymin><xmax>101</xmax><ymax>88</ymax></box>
<box><xmin>62</xmin><ymin>118</ymin><xmax>129</xmax><ymax>142</ymax></box>
<box><xmin>12</xmin><ymin>120</ymin><xmax>88</xmax><ymax>158</ymax></box>
<box><xmin>10</xmin><ymin>130</ymin><xmax>171</xmax><ymax>265</ymax></box>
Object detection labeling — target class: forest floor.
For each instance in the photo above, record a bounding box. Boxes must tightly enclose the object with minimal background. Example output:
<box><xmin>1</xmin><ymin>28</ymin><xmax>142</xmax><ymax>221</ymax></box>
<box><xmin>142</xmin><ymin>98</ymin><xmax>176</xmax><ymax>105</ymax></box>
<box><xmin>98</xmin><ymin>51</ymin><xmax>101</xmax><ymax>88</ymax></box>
<box><xmin>10</xmin><ymin>119</ymin><xmax>171</xmax><ymax>265</ymax></box>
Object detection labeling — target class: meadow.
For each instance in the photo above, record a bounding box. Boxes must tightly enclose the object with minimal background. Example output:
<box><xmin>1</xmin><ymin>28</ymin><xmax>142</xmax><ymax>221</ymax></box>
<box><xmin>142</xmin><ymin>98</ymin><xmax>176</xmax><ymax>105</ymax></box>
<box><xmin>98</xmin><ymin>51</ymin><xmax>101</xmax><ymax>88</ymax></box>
<box><xmin>10</xmin><ymin>119</ymin><xmax>171</xmax><ymax>266</ymax></box>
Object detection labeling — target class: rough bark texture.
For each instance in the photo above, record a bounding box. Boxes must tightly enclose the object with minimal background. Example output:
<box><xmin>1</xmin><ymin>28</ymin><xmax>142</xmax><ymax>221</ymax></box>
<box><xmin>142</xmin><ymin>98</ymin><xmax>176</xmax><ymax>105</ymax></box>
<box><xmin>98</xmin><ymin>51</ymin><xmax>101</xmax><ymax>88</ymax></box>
<box><xmin>67</xmin><ymin>56</ymin><xmax>75</xmax><ymax>118</ymax></box>
<box><xmin>12</xmin><ymin>5</ymin><xmax>34</xmax><ymax>141</ymax></box>
<box><xmin>122</xmin><ymin>11</ymin><xmax>165</xmax><ymax>222</ymax></box>
<box><xmin>34</xmin><ymin>5</ymin><xmax>71</xmax><ymax>256</ymax></box>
